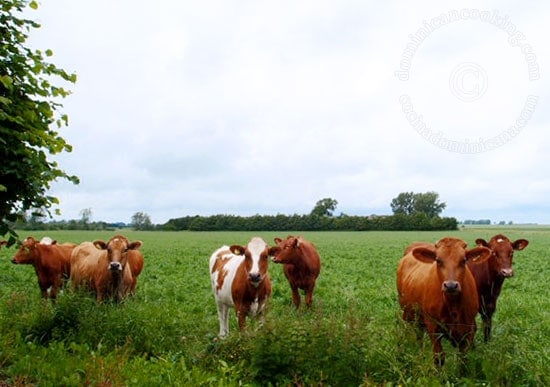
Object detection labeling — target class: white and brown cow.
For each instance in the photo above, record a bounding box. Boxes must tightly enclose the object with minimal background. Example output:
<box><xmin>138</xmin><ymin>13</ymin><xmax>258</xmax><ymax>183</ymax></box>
<box><xmin>209</xmin><ymin>237</ymin><xmax>272</xmax><ymax>337</ymax></box>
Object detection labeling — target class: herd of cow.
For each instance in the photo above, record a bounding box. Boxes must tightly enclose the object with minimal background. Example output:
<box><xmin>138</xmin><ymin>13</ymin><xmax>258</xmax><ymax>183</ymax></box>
<box><xmin>1</xmin><ymin>232</ymin><xmax>528</xmax><ymax>368</ymax></box>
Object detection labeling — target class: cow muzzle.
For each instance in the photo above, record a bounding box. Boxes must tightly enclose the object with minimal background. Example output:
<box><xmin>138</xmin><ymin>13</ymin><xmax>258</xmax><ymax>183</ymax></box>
<box><xmin>249</xmin><ymin>272</ymin><xmax>262</xmax><ymax>286</ymax></box>
<box><xmin>109</xmin><ymin>262</ymin><xmax>123</xmax><ymax>272</ymax></box>
<box><xmin>442</xmin><ymin>280</ymin><xmax>461</xmax><ymax>294</ymax></box>
<box><xmin>500</xmin><ymin>268</ymin><xmax>514</xmax><ymax>278</ymax></box>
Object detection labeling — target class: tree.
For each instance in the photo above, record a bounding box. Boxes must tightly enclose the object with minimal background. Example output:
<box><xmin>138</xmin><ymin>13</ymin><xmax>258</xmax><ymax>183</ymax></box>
<box><xmin>390</xmin><ymin>192</ymin><xmax>415</xmax><ymax>215</ymax></box>
<box><xmin>310</xmin><ymin>198</ymin><xmax>338</xmax><ymax>217</ymax></box>
<box><xmin>0</xmin><ymin>0</ymin><xmax>78</xmax><ymax>243</ymax></box>
<box><xmin>131</xmin><ymin>211</ymin><xmax>153</xmax><ymax>231</ymax></box>
<box><xmin>390</xmin><ymin>191</ymin><xmax>446</xmax><ymax>218</ymax></box>
<box><xmin>79</xmin><ymin>208</ymin><xmax>92</xmax><ymax>228</ymax></box>
<box><xmin>412</xmin><ymin>191</ymin><xmax>446</xmax><ymax>218</ymax></box>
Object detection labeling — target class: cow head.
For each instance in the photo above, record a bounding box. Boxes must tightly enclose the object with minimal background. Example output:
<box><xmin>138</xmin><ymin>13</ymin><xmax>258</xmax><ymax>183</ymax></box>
<box><xmin>411</xmin><ymin>237</ymin><xmax>491</xmax><ymax>295</ymax></box>
<box><xmin>230</xmin><ymin>237</ymin><xmax>269</xmax><ymax>287</ymax></box>
<box><xmin>475</xmin><ymin>234</ymin><xmax>528</xmax><ymax>278</ymax></box>
<box><xmin>269</xmin><ymin>236</ymin><xmax>301</xmax><ymax>264</ymax></box>
<box><xmin>11</xmin><ymin>237</ymin><xmax>39</xmax><ymax>265</ymax></box>
<box><xmin>93</xmin><ymin>235</ymin><xmax>142</xmax><ymax>274</ymax></box>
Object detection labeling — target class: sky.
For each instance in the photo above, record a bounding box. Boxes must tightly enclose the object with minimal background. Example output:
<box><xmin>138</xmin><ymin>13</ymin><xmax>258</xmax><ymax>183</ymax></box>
<box><xmin>25</xmin><ymin>0</ymin><xmax>550</xmax><ymax>225</ymax></box>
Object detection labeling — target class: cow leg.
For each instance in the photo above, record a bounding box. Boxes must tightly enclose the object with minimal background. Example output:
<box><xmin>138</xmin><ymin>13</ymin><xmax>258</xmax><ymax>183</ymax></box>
<box><xmin>38</xmin><ymin>280</ymin><xmax>50</xmax><ymax>300</ymax></box>
<box><xmin>304</xmin><ymin>285</ymin><xmax>314</xmax><ymax>307</ymax></box>
<box><xmin>50</xmin><ymin>278</ymin><xmax>62</xmax><ymax>301</ymax></box>
<box><xmin>236</xmin><ymin>306</ymin><xmax>248</xmax><ymax>331</ymax></box>
<box><xmin>457</xmin><ymin>333</ymin><xmax>475</xmax><ymax>375</ymax></box>
<box><xmin>290</xmin><ymin>284</ymin><xmax>301</xmax><ymax>308</ymax></box>
<box><xmin>481</xmin><ymin>315</ymin><xmax>493</xmax><ymax>343</ymax></box>
<box><xmin>426</xmin><ymin>323</ymin><xmax>445</xmax><ymax>367</ymax></box>
<box><xmin>217</xmin><ymin>303</ymin><xmax>230</xmax><ymax>337</ymax></box>
<box><xmin>480</xmin><ymin>297</ymin><xmax>495</xmax><ymax>342</ymax></box>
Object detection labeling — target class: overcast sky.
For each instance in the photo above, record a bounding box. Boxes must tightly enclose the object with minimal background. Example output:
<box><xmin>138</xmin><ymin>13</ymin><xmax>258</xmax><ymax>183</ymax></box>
<box><xmin>26</xmin><ymin>1</ymin><xmax>549</xmax><ymax>224</ymax></box>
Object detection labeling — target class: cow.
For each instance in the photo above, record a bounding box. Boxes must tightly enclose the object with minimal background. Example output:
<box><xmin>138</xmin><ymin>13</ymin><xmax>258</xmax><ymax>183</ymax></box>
<box><xmin>470</xmin><ymin>234</ymin><xmax>529</xmax><ymax>342</ymax></box>
<box><xmin>0</xmin><ymin>240</ymin><xmax>7</xmax><ymax>248</ymax></box>
<box><xmin>397</xmin><ymin>237</ymin><xmax>491</xmax><ymax>367</ymax></box>
<box><xmin>11</xmin><ymin>236</ymin><xmax>76</xmax><ymax>300</ymax></box>
<box><xmin>70</xmin><ymin>235</ymin><xmax>143</xmax><ymax>302</ymax></box>
<box><xmin>270</xmin><ymin>235</ymin><xmax>321</xmax><ymax>308</ymax></box>
<box><xmin>209</xmin><ymin>237</ymin><xmax>272</xmax><ymax>337</ymax></box>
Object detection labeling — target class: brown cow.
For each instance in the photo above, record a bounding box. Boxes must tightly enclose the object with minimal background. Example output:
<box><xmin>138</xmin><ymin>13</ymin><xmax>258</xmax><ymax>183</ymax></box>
<box><xmin>470</xmin><ymin>234</ymin><xmax>529</xmax><ymax>342</ymax></box>
<box><xmin>70</xmin><ymin>235</ymin><xmax>143</xmax><ymax>302</ymax></box>
<box><xmin>397</xmin><ymin>237</ymin><xmax>491</xmax><ymax>367</ymax></box>
<box><xmin>209</xmin><ymin>237</ymin><xmax>272</xmax><ymax>337</ymax></box>
<box><xmin>11</xmin><ymin>236</ymin><xmax>76</xmax><ymax>300</ymax></box>
<box><xmin>270</xmin><ymin>236</ymin><xmax>321</xmax><ymax>308</ymax></box>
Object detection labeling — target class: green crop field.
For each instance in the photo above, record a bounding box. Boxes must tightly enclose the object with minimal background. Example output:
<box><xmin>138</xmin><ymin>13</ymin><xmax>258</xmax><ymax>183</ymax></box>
<box><xmin>0</xmin><ymin>228</ymin><xmax>548</xmax><ymax>385</ymax></box>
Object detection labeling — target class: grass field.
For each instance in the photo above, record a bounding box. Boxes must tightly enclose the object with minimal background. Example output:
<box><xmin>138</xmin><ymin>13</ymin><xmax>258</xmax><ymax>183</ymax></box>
<box><xmin>0</xmin><ymin>228</ymin><xmax>548</xmax><ymax>385</ymax></box>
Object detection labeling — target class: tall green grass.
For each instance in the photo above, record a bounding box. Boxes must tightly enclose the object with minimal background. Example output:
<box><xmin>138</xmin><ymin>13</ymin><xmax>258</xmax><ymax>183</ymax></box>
<box><xmin>0</xmin><ymin>228</ymin><xmax>548</xmax><ymax>385</ymax></box>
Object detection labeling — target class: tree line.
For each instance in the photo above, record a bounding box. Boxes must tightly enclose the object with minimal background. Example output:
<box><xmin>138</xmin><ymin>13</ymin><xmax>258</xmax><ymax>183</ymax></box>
<box><xmin>161</xmin><ymin>212</ymin><xmax>457</xmax><ymax>232</ymax></box>
<box><xmin>162</xmin><ymin>194</ymin><xmax>456</xmax><ymax>231</ymax></box>
<box><xmin>12</xmin><ymin>194</ymin><xmax>457</xmax><ymax>232</ymax></box>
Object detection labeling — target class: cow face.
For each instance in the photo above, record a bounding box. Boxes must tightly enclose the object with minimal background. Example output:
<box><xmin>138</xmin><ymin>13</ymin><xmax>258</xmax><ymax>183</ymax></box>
<box><xmin>230</xmin><ymin>237</ymin><xmax>269</xmax><ymax>287</ymax></box>
<box><xmin>412</xmin><ymin>237</ymin><xmax>491</xmax><ymax>295</ymax></box>
<box><xmin>269</xmin><ymin>236</ymin><xmax>300</xmax><ymax>264</ymax></box>
<box><xmin>11</xmin><ymin>237</ymin><xmax>39</xmax><ymax>265</ymax></box>
<box><xmin>94</xmin><ymin>235</ymin><xmax>142</xmax><ymax>274</ymax></box>
<box><xmin>476</xmin><ymin>234</ymin><xmax>529</xmax><ymax>278</ymax></box>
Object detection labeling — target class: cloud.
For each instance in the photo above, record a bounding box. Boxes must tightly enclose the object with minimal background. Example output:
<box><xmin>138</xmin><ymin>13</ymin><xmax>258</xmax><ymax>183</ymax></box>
<box><xmin>25</xmin><ymin>1</ymin><xmax>550</xmax><ymax>224</ymax></box>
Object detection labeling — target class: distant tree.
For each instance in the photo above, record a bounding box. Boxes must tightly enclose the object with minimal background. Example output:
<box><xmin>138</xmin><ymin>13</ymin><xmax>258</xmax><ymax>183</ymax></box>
<box><xmin>390</xmin><ymin>191</ymin><xmax>446</xmax><ymax>218</ymax></box>
<box><xmin>412</xmin><ymin>192</ymin><xmax>446</xmax><ymax>218</ymax></box>
<box><xmin>390</xmin><ymin>192</ymin><xmax>415</xmax><ymax>215</ymax></box>
<box><xmin>310</xmin><ymin>198</ymin><xmax>338</xmax><ymax>217</ymax></box>
<box><xmin>79</xmin><ymin>208</ymin><xmax>92</xmax><ymax>227</ymax></box>
<box><xmin>131</xmin><ymin>211</ymin><xmax>153</xmax><ymax>230</ymax></box>
<box><xmin>0</xmin><ymin>0</ymin><xmax>78</xmax><ymax>243</ymax></box>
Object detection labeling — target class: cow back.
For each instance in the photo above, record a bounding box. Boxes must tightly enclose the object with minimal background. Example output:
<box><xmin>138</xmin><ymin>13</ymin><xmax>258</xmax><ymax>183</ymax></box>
<box><xmin>210</xmin><ymin>246</ymin><xmax>245</xmax><ymax>306</ymax></box>
<box><xmin>37</xmin><ymin>243</ymin><xmax>76</xmax><ymax>278</ymax></box>
<box><xmin>70</xmin><ymin>242</ymin><xmax>102</xmax><ymax>290</ymax></box>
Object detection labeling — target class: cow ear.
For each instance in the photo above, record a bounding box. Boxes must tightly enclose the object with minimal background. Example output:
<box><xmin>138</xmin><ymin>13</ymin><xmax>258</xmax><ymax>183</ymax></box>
<box><xmin>512</xmin><ymin>239</ymin><xmax>529</xmax><ymax>251</ymax></box>
<box><xmin>411</xmin><ymin>247</ymin><xmax>436</xmax><ymax>263</ymax></box>
<box><xmin>293</xmin><ymin>238</ymin><xmax>300</xmax><ymax>248</ymax></box>
<box><xmin>274</xmin><ymin>238</ymin><xmax>282</xmax><ymax>244</ymax></box>
<box><xmin>93</xmin><ymin>240</ymin><xmax>108</xmax><ymax>250</ymax></box>
<box><xmin>467</xmin><ymin>246</ymin><xmax>491</xmax><ymax>264</ymax></box>
<box><xmin>475</xmin><ymin>238</ymin><xmax>489</xmax><ymax>247</ymax></box>
<box><xmin>128</xmin><ymin>240</ymin><xmax>143</xmax><ymax>250</ymax></box>
<box><xmin>230</xmin><ymin>245</ymin><xmax>245</xmax><ymax>255</ymax></box>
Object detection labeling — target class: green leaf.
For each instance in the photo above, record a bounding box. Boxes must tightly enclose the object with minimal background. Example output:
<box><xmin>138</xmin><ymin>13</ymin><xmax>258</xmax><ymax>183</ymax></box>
<box><xmin>29</xmin><ymin>1</ymin><xmax>39</xmax><ymax>10</ymax></box>
<box><xmin>45</xmin><ymin>49</ymin><xmax>53</xmax><ymax>57</ymax></box>
<box><xmin>0</xmin><ymin>75</ymin><xmax>13</xmax><ymax>89</ymax></box>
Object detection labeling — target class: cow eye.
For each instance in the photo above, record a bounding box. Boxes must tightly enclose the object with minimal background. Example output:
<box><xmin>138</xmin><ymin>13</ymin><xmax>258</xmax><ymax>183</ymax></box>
<box><xmin>435</xmin><ymin>257</ymin><xmax>443</xmax><ymax>266</ymax></box>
